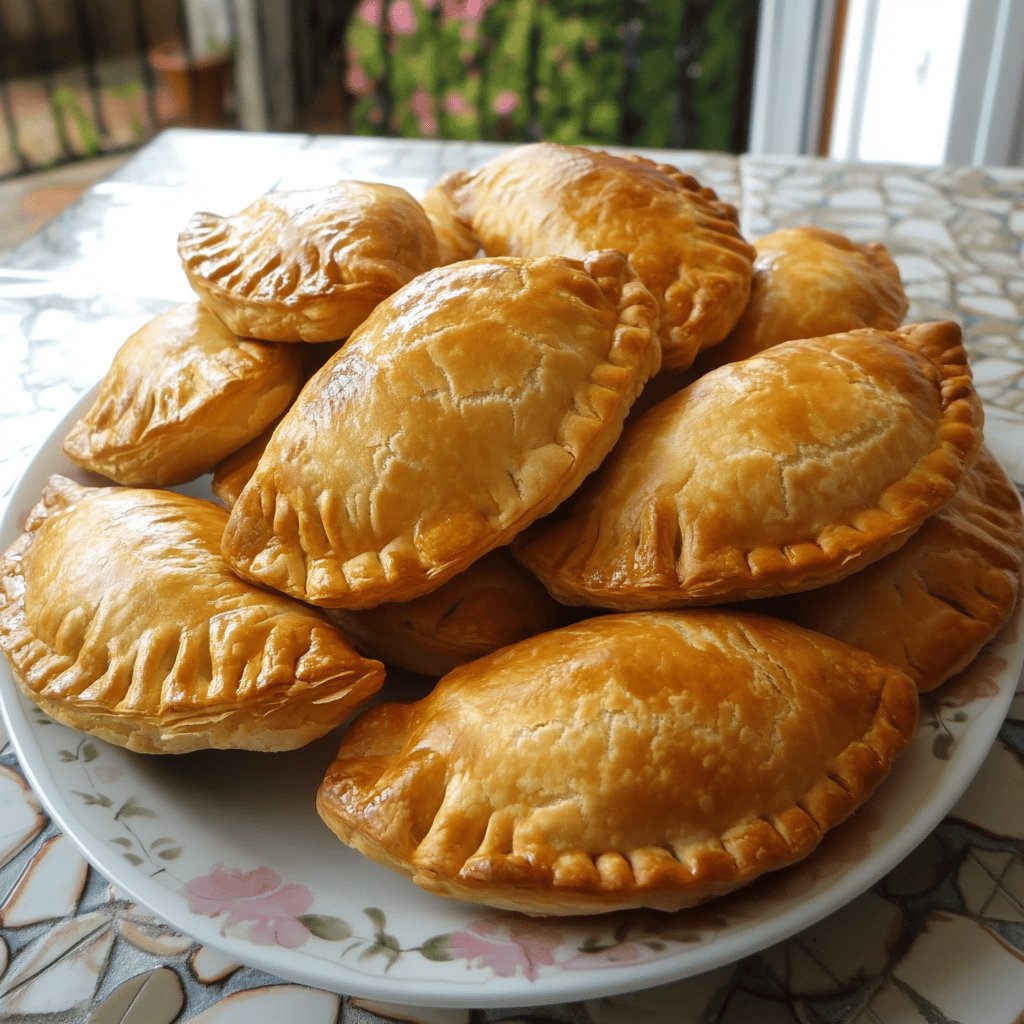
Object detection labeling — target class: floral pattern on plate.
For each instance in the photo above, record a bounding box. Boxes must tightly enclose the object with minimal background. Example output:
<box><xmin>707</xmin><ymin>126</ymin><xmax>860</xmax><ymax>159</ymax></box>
<box><xmin>10</xmin><ymin>607</ymin><xmax>1015</xmax><ymax>1002</ymax></box>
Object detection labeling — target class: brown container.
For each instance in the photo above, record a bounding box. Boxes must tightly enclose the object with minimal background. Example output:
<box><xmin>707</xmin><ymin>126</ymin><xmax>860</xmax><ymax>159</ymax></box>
<box><xmin>149</xmin><ymin>40</ymin><xmax>230</xmax><ymax>127</ymax></box>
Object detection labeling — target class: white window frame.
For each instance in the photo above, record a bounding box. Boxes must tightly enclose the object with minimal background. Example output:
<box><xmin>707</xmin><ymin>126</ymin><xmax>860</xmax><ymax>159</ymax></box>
<box><xmin>747</xmin><ymin>0</ymin><xmax>840</xmax><ymax>156</ymax></box>
<box><xmin>749</xmin><ymin>0</ymin><xmax>1024</xmax><ymax>166</ymax></box>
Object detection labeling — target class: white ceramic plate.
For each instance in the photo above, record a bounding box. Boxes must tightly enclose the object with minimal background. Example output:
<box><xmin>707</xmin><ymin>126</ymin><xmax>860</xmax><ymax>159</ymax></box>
<box><xmin>1</xmin><ymin>388</ymin><xmax>1021</xmax><ymax>1010</ymax></box>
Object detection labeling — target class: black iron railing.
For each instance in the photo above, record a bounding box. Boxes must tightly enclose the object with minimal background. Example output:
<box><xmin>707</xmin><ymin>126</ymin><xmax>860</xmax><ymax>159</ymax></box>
<box><xmin>0</xmin><ymin>0</ymin><xmax>235</xmax><ymax>178</ymax></box>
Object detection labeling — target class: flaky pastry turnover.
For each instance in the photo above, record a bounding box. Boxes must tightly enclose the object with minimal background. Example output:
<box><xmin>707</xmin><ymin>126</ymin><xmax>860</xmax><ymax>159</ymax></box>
<box><xmin>62</xmin><ymin>303</ymin><xmax>305</xmax><ymax>487</ymax></box>
<box><xmin>418</xmin><ymin>184</ymin><xmax>480</xmax><ymax>265</ymax></box>
<box><xmin>178</xmin><ymin>182</ymin><xmax>440</xmax><ymax>342</ymax></box>
<box><xmin>514</xmin><ymin>322</ymin><xmax>983</xmax><ymax>608</ymax></box>
<box><xmin>0</xmin><ymin>476</ymin><xmax>384</xmax><ymax>754</ymax></box>
<box><xmin>221</xmin><ymin>251</ymin><xmax>661</xmax><ymax>608</ymax></box>
<box><xmin>326</xmin><ymin>549</ymin><xmax>578</xmax><ymax>676</ymax></box>
<box><xmin>211</xmin><ymin>421</ymin><xmax>275</xmax><ymax>507</ymax></box>
<box><xmin>766</xmin><ymin>446</ymin><xmax>1023</xmax><ymax>692</ymax></box>
<box><xmin>317</xmin><ymin>610</ymin><xmax>919</xmax><ymax>915</ymax></box>
<box><xmin>424</xmin><ymin>142</ymin><xmax>754</xmax><ymax>372</ymax></box>
<box><xmin>698</xmin><ymin>226</ymin><xmax>909</xmax><ymax>371</ymax></box>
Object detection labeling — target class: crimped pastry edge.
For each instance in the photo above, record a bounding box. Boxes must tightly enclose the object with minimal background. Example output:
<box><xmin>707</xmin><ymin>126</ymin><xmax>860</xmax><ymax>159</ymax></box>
<box><xmin>223</xmin><ymin>250</ymin><xmax>662</xmax><ymax>609</ymax></box>
<box><xmin>316</xmin><ymin>612</ymin><xmax>919</xmax><ymax>915</ymax></box>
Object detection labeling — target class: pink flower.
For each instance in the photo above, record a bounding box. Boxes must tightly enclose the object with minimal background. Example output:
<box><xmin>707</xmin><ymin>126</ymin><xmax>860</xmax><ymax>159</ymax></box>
<box><xmin>346</xmin><ymin>63</ymin><xmax>372</xmax><ymax>96</ymax></box>
<box><xmin>448</xmin><ymin>916</ymin><xmax>560</xmax><ymax>981</ymax></box>
<box><xmin>492</xmin><ymin>90</ymin><xmax>520</xmax><ymax>117</ymax></box>
<box><xmin>184</xmin><ymin>865</ymin><xmax>313</xmax><ymax>949</ymax></box>
<box><xmin>442</xmin><ymin>0</ymin><xmax>494</xmax><ymax>21</ymax></box>
<box><xmin>410</xmin><ymin>88</ymin><xmax>438</xmax><ymax>136</ymax></box>
<box><xmin>388</xmin><ymin>0</ymin><xmax>417</xmax><ymax>36</ymax></box>
<box><xmin>357</xmin><ymin>0</ymin><xmax>383</xmax><ymax>25</ymax></box>
<box><xmin>444</xmin><ymin>90</ymin><xmax>472</xmax><ymax>116</ymax></box>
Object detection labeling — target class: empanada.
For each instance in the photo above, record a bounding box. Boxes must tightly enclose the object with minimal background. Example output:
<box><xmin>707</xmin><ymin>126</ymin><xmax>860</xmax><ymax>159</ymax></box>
<box><xmin>62</xmin><ymin>303</ymin><xmax>304</xmax><ymax>487</ymax></box>
<box><xmin>211</xmin><ymin>421</ymin><xmax>276</xmax><ymax>507</ymax></box>
<box><xmin>178</xmin><ymin>182</ymin><xmax>440</xmax><ymax>342</ymax></box>
<box><xmin>419</xmin><ymin>184</ymin><xmax>480</xmax><ymax>265</ymax></box>
<box><xmin>317</xmin><ymin>610</ymin><xmax>918</xmax><ymax>915</ymax></box>
<box><xmin>0</xmin><ymin>476</ymin><xmax>384</xmax><ymax>754</ymax></box>
<box><xmin>698</xmin><ymin>226</ymin><xmax>909</xmax><ymax>371</ymax></box>
<box><xmin>514</xmin><ymin>322</ymin><xmax>983</xmax><ymax>608</ymax></box>
<box><xmin>327</xmin><ymin>549</ymin><xmax>578</xmax><ymax>676</ymax></box>
<box><xmin>221</xmin><ymin>251</ymin><xmax>661</xmax><ymax>608</ymax></box>
<box><xmin>765</xmin><ymin>447</ymin><xmax>1023</xmax><ymax>691</ymax></box>
<box><xmin>426</xmin><ymin>142</ymin><xmax>754</xmax><ymax>371</ymax></box>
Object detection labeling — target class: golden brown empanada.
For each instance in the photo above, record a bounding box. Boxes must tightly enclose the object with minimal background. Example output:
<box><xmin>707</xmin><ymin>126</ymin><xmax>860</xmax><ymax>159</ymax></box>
<box><xmin>221</xmin><ymin>250</ymin><xmax>661</xmax><ymax>609</ymax></box>
<box><xmin>698</xmin><ymin>226</ymin><xmax>909</xmax><ymax>371</ymax></box>
<box><xmin>317</xmin><ymin>610</ymin><xmax>919</xmax><ymax>915</ymax></box>
<box><xmin>62</xmin><ymin>303</ymin><xmax>304</xmax><ymax>487</ymax></box>
<box><xmin>764</xmin><ymin>447</ymin><xmax>1023</xmax><ymax>691</ymax></box>
<box><xmin>419</xmin><ymin>184</ymin><xmax>480</xmax><ymax>265</ymax></box>
<box><xmin>0</xmin><ymin>476</ymin><xmax>384</xmax><ymax>754</ymax></box>
<box><xmin>178</xmin><ymin>182</ymin><xmax>440</xmax><ymax>342</ymax></box>
<box><xmin>211</xmin><ymin>421</ymin><xmax>275</xmax><ymax>507</ymax></box>
<box><xmin>514</xmin><ymin>322</ymin><xmax>983</xmax><ymax>609</ymax></box>
<box><xmin>327</xmin><ymin>549</ymin><xmax>578</xmax><ymax>676</ymax></box>
<box><xmin>427</xmin><ymin>142</ymin><xmax>754</xmax><ymax>372</ymax></box>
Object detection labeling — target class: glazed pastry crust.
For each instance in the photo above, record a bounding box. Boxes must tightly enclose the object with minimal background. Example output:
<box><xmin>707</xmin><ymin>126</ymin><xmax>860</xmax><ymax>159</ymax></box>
<box><xmin>514</xmin><ymin>322</ymin><xmax>983</xmax><ymax>608</ymax></box>
<box><xmin>62</xmin><ymin>303</ymin><xmax>304</xmax><ymax>487</ymax></box>
<box><xmin>221</xmin><ymin>251</ymin><xmax>662</xmax><ymax>608</ymax></box>
<box><xmin>0</xmin><ymin>476</ymin><xmax>384</xmax><ymax>754</ymax></box>
<box><xmin>211</xmin><ymin>422</ymin><xmax>275</xmax><ymax>507</ymax></box>
<box><xmin>429</xmin><ymin>143</ymin><xmax>754</xmax><ymax>371</ymax></box>
<box><xmin>767</xmin><ymin>447</ymin><xmax>1024</xmax><ymax>691</ymax></box>
<box><xmin>419</xmin><ymin>184</ymin><xmax>480</xmax><ymax>265</ymax></box>
<box><xmin>327</xmin><ymin>549</ymin><xmax>576</xmax><ymax>676</ymax></box>
<box><xmin>178</xmin><ymin>182</ymin><xmax>440</xmax><ymax>342</ymax></box>
<box><xmin>698</xmin><ymin>226</ymin><xmax>909</xmax><ymax>371</ymax></box>
<box><xmin>317</xmin><ymin>610</ymin><xmax>919</xmax><ymax>915</ymax></box>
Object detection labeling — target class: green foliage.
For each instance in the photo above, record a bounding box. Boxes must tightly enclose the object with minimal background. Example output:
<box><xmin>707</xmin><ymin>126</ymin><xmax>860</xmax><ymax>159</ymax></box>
<box><xmin>344</xmin><ymin>0</ymin><xmax>759</xmax><ymax>150</ymax></box>
<box><xmin>52</xmin><ymin>87</ymin><xmax>101</xmax><ymax>156</ymax></box>
<box><xmin>298</xmin><ymin>913</ymin><xmax>354</xmax><ymax>940</ymax></box>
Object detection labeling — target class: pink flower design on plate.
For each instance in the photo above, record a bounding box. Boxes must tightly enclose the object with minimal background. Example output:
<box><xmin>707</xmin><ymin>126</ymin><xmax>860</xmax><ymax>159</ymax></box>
<box><xmin>447</xmin><ymin>916</ymin><xmax>561</xmax><ymax>981</ymax></box>
<box><xmin>184</xmin><ymin>864</ymin><xmax>313</xmax><ymax>948</ymax></box>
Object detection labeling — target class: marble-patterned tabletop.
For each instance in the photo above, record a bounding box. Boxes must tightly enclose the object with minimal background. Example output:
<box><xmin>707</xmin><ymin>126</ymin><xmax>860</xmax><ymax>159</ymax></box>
<box><xmin>0</xmin><ymin>130</ymin><xmax>1022</xmax><ymax>1024</ymax></box>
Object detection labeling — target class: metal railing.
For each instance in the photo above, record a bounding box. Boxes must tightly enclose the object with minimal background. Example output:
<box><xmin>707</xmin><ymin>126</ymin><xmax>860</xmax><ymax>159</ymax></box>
<box><xmin>0</xmin><ymin>0</ymin><xmax>192</xmax><ymax>177</ymax></box>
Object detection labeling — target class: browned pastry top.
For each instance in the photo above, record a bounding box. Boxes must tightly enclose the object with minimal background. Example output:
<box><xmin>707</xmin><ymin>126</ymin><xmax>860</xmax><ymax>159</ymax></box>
<box><xmin>62</xmin><ymin>302</ymin><xmax>304</xmax><ymax>487</ymax></box>
<box><xmin>0</xmin><ymin>476</ymin><xmax>384</xmax><ymax>753</ymax></box>
<box><xmin>178</xmin><ymin>181</ymin><xmax>440</xmax><ymax>342</ymax></box>
<box><xmin>221</xmin><ymin>250</ymin><xmax>661</xmax><ymax>608</ymax></box>
<box><xmin>514</xmin><ymin>321</ymin><xmax>983</xmax><ymax>608</ymax></box>
<box><xmin>317</xmin><ymin>609</ymin><xmax>919</xmax><ymax>915</ymax></box>
<box><xmin>698</xmin><ymin>225</ymin><xmax>909</xmax><ymax>370</ymax></box>
<box><xmin>426</xmin><ymin>142</ymin><xmax>755</xmax><ymax>371</ymax></box>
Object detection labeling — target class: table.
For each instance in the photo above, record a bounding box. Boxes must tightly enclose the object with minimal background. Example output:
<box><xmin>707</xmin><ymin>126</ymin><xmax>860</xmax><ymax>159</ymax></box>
<box><xmin>0</xmin><ymin>130</ymin><xmax>1022</xmax><ymax>1024</ymax></box>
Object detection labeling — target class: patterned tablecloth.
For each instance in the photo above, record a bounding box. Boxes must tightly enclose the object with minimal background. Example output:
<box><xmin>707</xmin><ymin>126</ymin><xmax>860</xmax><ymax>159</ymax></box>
<box><xmin>0</xmin><ymin>131</ymin><xmax>1022</xmax><ymax>1024</ymax></box>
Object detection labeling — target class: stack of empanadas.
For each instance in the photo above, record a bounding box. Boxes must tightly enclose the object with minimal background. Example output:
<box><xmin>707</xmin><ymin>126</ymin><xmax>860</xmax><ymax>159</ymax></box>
<box><xmin>1</xmin><ymin>142</ymin><xmax>1020</xmax><ymax>920</ymax></box>
<box><xmin>0</xmin><ymin>476</ymin><xmax>385</xmax><ymax>753</ymax></box>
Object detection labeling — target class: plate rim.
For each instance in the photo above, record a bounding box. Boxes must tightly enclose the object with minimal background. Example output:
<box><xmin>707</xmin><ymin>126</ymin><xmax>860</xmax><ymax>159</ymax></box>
<box><xmin>0</xmin><ymin>384</ymin><xmax>1021</xmax><ymax>1010</ymax></box>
